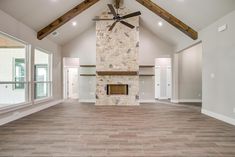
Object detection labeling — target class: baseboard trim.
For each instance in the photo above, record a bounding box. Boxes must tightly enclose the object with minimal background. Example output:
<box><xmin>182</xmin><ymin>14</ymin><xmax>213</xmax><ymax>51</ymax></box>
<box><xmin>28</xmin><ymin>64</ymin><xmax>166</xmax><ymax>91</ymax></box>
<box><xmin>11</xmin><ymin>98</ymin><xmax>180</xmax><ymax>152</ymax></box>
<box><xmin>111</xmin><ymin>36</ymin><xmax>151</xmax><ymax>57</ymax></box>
<box><xmin>172</xmin><ymin>99</ymin><xmax>202</xmax><ymax>103</ymax></box>
<box><xmin>79</xmin><ymin>99</ymin><xmax>96</xmax><ymax>103</ymax></box>
<box><xmin>0</xmin><ymin>100</ymin><xmax>63</xmax><ymax>126</ymax></box>
<box><xmin>201</xmin><ymin>109</ymin><xmax>235</xmax><ymax>126</ymax></box>
<box><xmin>171</xmin><ymin>100</ymin><xmax>179</xmax><ymax>103</ymax></box>
<box><xmin>139</xmin><ymin>100</ymin><xmax>156</xmax><ymax>103</ymax></box>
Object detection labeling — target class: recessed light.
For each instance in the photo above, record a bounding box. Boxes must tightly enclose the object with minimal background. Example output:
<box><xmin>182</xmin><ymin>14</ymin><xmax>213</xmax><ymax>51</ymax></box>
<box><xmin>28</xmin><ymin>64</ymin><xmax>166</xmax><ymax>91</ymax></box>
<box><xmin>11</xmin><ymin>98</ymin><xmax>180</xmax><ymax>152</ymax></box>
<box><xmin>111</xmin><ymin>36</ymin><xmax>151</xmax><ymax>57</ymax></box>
<box><xmin>72</xmin><ymin>21</ymin><xmax>77</xmax><ymax>26</ymax></box>
<box><xmin>158</xmin><ymin>21</ymin><xmax>163</xmax><ymax>27</ymax></box>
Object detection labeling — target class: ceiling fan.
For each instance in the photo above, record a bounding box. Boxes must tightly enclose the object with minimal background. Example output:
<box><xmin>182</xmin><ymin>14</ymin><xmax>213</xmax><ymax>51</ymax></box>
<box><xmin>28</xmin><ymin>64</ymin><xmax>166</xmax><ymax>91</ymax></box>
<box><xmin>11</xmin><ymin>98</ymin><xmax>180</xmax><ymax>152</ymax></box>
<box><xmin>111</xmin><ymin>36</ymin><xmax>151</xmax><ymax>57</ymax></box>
<box><xmin>93</xmin><ymin>4</ymin><xmax>141</xmax><ymax>31</ymax></box>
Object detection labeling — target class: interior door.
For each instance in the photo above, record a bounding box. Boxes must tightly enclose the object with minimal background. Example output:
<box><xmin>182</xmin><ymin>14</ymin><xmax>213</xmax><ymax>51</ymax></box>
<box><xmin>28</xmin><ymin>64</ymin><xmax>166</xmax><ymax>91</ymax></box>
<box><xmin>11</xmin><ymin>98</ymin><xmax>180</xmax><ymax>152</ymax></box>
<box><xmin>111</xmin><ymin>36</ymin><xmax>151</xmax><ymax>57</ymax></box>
<box><xmin>166</xmin><ymin>66</ymin><xmax>172</xmax><ymax>99</ymax></box>
<box><xmin>68</xmin><ymin>68</ymin><xmax>79</xmax><ymax>99</ymax></box>
<box><xmin>155</xmin><ymin>66</ymin><xmax>161</xmax><ymax>99</ymax></box>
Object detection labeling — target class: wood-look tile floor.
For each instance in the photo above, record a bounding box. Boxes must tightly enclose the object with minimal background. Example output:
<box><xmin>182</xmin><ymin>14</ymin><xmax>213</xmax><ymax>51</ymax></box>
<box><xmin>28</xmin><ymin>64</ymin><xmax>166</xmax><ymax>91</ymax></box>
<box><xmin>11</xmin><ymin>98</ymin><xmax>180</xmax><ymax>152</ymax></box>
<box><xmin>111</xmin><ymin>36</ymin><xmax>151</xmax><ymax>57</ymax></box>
<box><xmin>0</xmin><ymin>102</ymin><xmax>235</xmax><ymax>157</ymax></box>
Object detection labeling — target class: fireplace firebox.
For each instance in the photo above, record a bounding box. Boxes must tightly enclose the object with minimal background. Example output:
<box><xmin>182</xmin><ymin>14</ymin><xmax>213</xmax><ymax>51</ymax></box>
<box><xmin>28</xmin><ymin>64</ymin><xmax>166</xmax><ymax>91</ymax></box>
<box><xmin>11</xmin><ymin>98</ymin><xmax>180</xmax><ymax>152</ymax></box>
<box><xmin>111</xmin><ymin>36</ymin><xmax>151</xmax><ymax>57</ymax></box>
<box><xmin>107</xmin><ymin>84</ymin><xmax>128</xmax><ymax>95</ymax></box>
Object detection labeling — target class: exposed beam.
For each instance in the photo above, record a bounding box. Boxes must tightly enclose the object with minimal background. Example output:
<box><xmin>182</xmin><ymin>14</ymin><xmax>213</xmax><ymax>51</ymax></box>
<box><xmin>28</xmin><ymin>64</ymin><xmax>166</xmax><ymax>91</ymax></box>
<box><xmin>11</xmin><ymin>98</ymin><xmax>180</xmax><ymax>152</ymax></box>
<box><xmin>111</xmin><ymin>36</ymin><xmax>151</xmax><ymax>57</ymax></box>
<box><xmin>136</xmin><ymin>0</ymin><xmax>198</xmax><ymax>40</ymax></box>
<box><xmin>37</xmin><ymin>0</ymin><xmax>100</xmax><ymax>40</ymax></box>
<box><xmin>115</xmin><ymin>0</ymin><xmax>121</xmax><ymax>9</ymax></box>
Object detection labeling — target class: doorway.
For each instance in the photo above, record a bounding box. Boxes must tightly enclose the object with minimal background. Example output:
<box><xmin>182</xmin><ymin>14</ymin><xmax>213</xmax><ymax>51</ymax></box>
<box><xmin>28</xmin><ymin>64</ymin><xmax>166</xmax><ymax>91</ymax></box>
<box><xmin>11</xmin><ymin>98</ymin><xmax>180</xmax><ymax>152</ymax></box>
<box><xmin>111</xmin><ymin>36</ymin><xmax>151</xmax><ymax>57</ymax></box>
<box><xmin>64</xmin><ymin>68</ymin><xmax>79</xmax><ymax>100</ymax></box>
<box><xmin>63</xmin><ymin>58</ymin><xmax>79</xmax><ymax>100</ymax></box>
<box><xmin>155</xmin><ymin>58</ymin><xmax>172</xmax><ymax>100</ymax></box>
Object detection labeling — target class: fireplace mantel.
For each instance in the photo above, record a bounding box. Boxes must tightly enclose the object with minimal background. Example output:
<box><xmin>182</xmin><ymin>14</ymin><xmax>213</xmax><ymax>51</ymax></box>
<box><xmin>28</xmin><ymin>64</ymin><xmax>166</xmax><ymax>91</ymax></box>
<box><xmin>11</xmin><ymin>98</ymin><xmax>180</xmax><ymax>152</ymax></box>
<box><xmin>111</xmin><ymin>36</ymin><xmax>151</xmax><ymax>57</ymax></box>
<box><xmin>96</xmin><ymin>71</ymin><xmax>138</xmax><ymax>76</ymax></box>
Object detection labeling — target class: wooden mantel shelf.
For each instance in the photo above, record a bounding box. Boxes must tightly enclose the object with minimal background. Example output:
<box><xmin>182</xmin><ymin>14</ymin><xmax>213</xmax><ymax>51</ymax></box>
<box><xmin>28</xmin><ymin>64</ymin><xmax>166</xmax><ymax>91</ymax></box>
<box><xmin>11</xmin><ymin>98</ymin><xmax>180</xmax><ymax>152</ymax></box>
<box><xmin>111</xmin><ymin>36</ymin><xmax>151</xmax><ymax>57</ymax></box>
<box><xmin>97</xmin><ymin>71</ymin><xmax>138</xmax><ymax>76</ymax></box>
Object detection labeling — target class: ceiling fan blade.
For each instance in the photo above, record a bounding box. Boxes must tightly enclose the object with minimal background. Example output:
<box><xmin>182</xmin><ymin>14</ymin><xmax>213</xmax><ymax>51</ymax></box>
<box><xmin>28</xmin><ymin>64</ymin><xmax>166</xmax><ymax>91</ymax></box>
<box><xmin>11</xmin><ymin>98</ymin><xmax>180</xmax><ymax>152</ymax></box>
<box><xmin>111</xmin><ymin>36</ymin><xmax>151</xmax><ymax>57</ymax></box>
<box><xmin>93</xmin><ymin>18</ymin><xmax>114</xmax><ymax>21</ymax></box>
<box><xmin>121</xmin><ymin>11</ymin><xmax>141</xmax><ymax>19</ymax></box>
<box><xmin>120</xmin><ymin>21</ymin><xmax>135</xmax><ymax>29</ymax></box>
<box><xmin>107</xmin><ymin>4</ymin><xmax>117</xmax><ymax>17</ymax></box>
<box><xmin>109</xmin><ymin>21</ymin><xmax>118</xmax><ymax>31</ymax></box>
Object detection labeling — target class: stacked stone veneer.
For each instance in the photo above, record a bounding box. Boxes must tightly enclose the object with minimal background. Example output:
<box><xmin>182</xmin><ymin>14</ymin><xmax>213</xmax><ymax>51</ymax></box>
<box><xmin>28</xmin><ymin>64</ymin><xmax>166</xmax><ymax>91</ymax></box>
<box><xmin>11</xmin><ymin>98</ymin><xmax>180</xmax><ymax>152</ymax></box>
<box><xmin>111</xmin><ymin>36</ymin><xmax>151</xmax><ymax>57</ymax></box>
<box><xmin>96</xmin><ymin>7</ymin><xmax>140</xmax><ymax>106</ymax></box>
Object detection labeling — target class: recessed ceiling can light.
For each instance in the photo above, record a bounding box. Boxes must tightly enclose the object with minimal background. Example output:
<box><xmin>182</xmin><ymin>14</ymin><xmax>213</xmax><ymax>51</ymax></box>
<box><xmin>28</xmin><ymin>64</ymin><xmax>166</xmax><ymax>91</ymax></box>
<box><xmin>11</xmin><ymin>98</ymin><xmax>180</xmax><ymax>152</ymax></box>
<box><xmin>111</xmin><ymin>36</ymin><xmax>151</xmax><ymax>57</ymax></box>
<box><xmin>158</xmin><ymin>21</ymin><xmax>163</xmax><ymax>27</ymax></box>
<box><xmin>72</xmin><ymin>21</ymin><xmax>77</xmax><ymax>26</ymax></box>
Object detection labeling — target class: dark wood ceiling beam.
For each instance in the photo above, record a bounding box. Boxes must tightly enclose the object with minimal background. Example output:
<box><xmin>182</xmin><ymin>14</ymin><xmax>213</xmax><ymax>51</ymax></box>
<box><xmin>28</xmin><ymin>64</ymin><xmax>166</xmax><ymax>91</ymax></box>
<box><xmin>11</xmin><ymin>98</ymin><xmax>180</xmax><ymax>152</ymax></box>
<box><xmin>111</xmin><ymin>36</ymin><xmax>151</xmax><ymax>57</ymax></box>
<box><xmin>115</xmin><ymin>0</ymin><xmax>121</xmax><ymax>9</ymax></box>
<box><xmin>37</xmin><ymin>0</ymin><xmax>100</xmax><ymax>40</ymax></box>
<box><xmin>136</xmin><ymin>0</ymin><xmax>198</xmax><ymax>40</ymax></box>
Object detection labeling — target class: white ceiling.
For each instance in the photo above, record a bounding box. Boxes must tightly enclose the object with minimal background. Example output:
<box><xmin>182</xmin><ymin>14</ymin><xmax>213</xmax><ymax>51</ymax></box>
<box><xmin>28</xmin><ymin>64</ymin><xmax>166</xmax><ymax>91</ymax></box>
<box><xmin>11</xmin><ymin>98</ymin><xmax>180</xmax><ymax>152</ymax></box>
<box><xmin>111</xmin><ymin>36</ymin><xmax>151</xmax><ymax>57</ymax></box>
<box><xmin>0</xmin><ymin>0</ymin><xmax>235</xmax><ymax>46</ymax></box>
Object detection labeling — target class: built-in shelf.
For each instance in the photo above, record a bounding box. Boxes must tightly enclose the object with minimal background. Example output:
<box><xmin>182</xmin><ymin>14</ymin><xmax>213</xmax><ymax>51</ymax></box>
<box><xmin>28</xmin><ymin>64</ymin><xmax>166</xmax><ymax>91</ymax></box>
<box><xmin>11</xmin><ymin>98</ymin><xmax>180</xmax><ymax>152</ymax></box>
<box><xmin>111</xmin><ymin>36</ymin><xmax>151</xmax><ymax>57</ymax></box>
<box><xmin>80</xmin><ymin>65</ymin><xmax>96</xmax><ymax>68</ymax></box>
<box><xmin>139</xmin><ymin>74</ymin><xmax>155</xmax><ymax>77</ymax></box>
<box><xmin>80</xmin><ymin>74</ymin><xmax>96</xmax><ymax>76</ymax></box>
<box><xmin>139</xmin><ymin>65</ymin><xmax>155</xmax><ymax>68</ymax></box>
<box><xmin>97</xmin><ymin>71</ymin><xmax>138</xmax><ymax>76</ymax></box>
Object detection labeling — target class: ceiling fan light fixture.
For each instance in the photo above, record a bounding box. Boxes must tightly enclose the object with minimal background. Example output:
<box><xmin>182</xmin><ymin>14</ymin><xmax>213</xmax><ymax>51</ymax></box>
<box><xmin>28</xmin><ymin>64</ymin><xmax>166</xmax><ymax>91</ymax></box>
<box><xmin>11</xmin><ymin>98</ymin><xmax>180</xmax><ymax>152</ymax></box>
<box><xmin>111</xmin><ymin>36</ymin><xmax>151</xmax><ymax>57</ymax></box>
<box><xmin>93</xmin><ymin>4</ymin><xmax>141</xmax><ymax>31</ymax></box>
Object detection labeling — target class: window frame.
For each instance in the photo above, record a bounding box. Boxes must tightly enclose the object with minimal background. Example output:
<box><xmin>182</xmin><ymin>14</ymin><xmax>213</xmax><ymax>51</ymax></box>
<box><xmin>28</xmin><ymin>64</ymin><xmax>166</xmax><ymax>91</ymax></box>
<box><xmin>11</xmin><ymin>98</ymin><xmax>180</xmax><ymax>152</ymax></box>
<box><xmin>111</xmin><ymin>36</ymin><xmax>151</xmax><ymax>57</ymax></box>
<box><xmin>0</xmin><ymin>31</ymin><xmax>31</xmax><ymax>111</ymax></box>
<box><xmin>33</xmin><ymin>48</ymin><xmax>53</xmax><ymax>103</ymax></box>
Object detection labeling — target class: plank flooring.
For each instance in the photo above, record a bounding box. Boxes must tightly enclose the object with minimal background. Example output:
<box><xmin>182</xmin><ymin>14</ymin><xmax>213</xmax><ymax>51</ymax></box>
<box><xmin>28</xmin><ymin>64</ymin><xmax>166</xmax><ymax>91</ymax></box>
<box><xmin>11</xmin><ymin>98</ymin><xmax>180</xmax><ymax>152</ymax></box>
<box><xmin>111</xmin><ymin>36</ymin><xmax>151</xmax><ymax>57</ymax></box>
<box><xmin>0</xmin><ymin>102</ymin><xmax>235</xmax><ymax>157</ymax></box>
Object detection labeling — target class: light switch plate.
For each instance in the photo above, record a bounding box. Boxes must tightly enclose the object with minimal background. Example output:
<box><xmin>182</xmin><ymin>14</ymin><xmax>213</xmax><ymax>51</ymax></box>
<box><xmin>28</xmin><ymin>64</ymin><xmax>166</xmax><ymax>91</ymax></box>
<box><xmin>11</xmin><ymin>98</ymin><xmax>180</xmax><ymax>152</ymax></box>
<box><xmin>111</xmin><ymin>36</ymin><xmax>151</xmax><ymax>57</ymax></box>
<box><xmin>233</xmin><ymin>108</ymin><xmax>235</xmax><ymax>113</ymax></box>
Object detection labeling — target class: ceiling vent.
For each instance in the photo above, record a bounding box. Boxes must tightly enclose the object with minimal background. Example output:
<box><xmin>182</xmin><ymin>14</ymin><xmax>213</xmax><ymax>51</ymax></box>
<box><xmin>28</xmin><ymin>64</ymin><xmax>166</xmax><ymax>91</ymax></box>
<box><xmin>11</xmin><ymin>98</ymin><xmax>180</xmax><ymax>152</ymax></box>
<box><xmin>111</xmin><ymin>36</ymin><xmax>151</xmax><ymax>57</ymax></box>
<box><xmin>52</xmin><ymin>31</ymin><xmax>59</xmax><ymax>37</ymax></box>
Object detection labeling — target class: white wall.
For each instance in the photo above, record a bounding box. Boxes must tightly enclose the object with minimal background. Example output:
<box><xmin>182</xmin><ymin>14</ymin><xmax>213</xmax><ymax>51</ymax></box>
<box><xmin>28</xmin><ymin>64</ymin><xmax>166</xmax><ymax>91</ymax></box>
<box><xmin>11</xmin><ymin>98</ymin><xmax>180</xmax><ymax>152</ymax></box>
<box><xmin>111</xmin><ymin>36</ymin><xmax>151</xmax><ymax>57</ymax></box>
<box><xmin>200</xmin><ymin>10</ymin><xmax>235</xmax><ymax>122</ymax></box>
<box><xmin>178</xmin><ymin>43</ymin><xmax>202</xmax><ymax>102</ymax></box>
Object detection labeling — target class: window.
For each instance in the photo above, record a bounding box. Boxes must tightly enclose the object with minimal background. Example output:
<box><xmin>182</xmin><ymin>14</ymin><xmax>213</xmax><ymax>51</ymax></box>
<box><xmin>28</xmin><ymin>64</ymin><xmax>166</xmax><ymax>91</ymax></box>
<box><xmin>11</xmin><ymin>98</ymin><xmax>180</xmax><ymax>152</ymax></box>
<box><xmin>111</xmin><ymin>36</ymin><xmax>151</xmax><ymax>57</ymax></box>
<box><xmin>0</xmin><ymin>33</ymin><xmax>29</xmax><ymax>108</ymax></box>
<box><xmin>14</xmin><ymin>58</ymin><xmax>25</xmax><ymax>89</ymax></box>
<box><xmin>34</xmin><ymin>49</ymin><xmax>52</xmax><ymax>100</ymax></box>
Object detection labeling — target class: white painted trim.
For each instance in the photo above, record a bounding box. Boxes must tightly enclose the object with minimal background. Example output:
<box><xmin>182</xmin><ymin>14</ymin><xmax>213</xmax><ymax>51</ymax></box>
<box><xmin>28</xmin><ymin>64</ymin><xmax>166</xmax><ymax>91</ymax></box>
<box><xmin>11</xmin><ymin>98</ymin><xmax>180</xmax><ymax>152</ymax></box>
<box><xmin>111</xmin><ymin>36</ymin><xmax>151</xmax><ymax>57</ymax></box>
<box><xmin>202</xmin><ymin>108</ymin><xmax>235</xmax><ymax>126</ymax></box>
<box><xmin>79</xmin><ymin>99</ymin><xmax>96</xmax><ymax>103</ymax></box>
<box><xmin>0</xmin><ymin>100</ymin><xmax>62</xmax><ymax>126</ymax></box>
<box><xmin>158</xmin><ymin>97</ymin><xmax>170</xmax><ymax>100</ymax></box>
<box><xmin>34</xmin><ymin>97</ymin><xmax>53</xmax><ymax>105</ymax></box>
<box><xmin>139</xmin><ymin>99</ymin><xmax>156</xmax><ymax>103</ymax></box>
<box><xmin>172</xmin><ymin>99</ymin><xmax>202</xmax><ymax>103</ymax></box>
<box><xmin>171</xmin><ymin>99</ymin><xmax>179</xmax><ymax>103</ymax></box>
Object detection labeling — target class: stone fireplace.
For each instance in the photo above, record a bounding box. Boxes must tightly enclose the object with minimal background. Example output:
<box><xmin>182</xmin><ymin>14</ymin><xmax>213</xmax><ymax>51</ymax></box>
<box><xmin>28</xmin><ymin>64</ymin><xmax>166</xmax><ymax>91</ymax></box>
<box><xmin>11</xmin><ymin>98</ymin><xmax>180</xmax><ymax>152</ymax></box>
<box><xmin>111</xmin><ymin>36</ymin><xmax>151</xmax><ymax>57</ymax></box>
<box><xmin>96</xmin><ymin>6</ymin><xmax>139</xmax><ymax>106</ymax></box>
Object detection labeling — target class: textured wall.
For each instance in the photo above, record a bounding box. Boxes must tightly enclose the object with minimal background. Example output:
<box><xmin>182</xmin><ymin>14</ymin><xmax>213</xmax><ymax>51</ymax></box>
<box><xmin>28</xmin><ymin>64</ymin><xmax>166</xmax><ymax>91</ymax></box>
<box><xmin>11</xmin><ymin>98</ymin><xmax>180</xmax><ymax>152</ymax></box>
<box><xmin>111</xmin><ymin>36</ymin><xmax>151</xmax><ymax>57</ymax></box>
<box><xmin>96</xmin><ymin>7</ymin><xmax>139</xmax><ymax>106</ymax></box>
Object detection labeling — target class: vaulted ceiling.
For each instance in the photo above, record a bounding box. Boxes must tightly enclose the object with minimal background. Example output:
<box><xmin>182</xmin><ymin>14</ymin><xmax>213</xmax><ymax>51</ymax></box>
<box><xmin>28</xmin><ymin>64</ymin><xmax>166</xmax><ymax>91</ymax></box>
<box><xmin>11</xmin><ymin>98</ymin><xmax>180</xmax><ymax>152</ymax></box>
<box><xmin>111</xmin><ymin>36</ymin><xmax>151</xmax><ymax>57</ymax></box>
<box><xmin>0</xmin><ymin>0</ymin><xmax>235</xmax><ymax>46</ymax></box>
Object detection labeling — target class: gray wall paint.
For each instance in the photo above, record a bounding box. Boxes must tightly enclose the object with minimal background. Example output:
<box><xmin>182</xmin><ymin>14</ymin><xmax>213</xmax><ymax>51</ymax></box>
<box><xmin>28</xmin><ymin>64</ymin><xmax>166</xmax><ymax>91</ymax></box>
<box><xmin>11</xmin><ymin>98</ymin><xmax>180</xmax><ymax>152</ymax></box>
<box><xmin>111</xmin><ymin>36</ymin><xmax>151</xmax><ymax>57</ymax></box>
<box><xmin>62</xmin><ymin>26</ymin><xmax>96</xmax><ymax>101</ymax></box>
<box><xmin>62</xmin><ymin>25</ymin><xmax>175</xmax><ymax>65</ymax></box>
<box><xmin>178</xmin><ymin>43</ymin><xmax>202</xmax><ymax>101</ymax></box>
<box><xmin>62</xmin><ymin>26</ymin><xmax>96</xmax><ymax>65</ymax></box>
<box><xmin>139</xmin><ymin>27</ymin><xmax>174</xmax><ymax>65</ymax></box>
<box><xmin>200</xmin><ymin>10</ymin><xmax>235</xmax><ymax>119</ymax></box>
